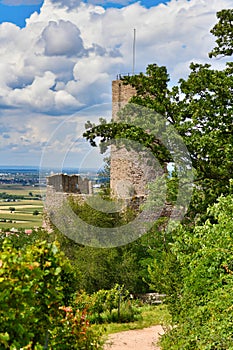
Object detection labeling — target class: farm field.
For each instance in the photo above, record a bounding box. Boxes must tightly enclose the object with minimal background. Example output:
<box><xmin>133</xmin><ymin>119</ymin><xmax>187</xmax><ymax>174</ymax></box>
<box><xmin>0</xmin><ymin>184</ymin><xmax>44</xmax><ymax>196</ymax></box>
<box><xmin>0</xmin><ymin>185</ymin><xmax>45</xmax><ymax>229</ymax></box>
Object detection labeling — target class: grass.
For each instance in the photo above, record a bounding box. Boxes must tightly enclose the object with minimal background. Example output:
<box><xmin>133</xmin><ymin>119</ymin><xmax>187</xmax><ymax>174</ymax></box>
<box><xmin>0</xmin><ymin>185</ymin><xmax>44</xmax><ymax>229</ymax></box>
<box><xmin>0</xmin><ymin>200</ymin><xmax>42</xmax><ymax>207</ymax></box>
<box><xmin>0</xmin><ymin>221</ymin><xmax>42</xmax><ymax>230</ymax></box>
<box><xmin>94</xmin><ymin>304</ymin><xmax>171</xmax><ymax>336</ymax></box>
<box><xmin>0</xmin><ymin>184</ymin><xmax>44</xmax><ymax>197</ymax></box>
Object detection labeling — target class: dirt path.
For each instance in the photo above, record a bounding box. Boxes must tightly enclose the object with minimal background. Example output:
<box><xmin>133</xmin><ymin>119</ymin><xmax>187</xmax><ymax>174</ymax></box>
<box><xmin>104</xmin><ymin>325</ymin><xmax>164</xmax><ymax>350</ymax></box>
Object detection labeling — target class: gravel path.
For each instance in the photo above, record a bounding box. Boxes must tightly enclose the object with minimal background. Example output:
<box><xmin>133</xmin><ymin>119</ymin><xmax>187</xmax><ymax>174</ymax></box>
<box><xmin>104</xmin><ymin>325</ymin><xmax>164</xmax><ymax>350</ymax></box>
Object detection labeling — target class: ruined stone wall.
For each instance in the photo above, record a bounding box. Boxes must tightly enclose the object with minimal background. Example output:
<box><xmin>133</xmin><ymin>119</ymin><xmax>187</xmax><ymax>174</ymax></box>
<box><xmin>47</xmin><ymin>174</ymin><xmax>93</xmax><ymax>195</ymax></box>
<box><xmin>44</xmin><ymin>174</ymin><xmax>92</xmax><ymax>231</ymax></box>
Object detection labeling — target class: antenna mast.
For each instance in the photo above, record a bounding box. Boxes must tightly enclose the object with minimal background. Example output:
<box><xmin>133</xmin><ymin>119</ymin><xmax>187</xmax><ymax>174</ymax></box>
<box><xmin>132</xmin><ymin>28</ymin><xmax>136</xmax><ymax>75</ymax></box>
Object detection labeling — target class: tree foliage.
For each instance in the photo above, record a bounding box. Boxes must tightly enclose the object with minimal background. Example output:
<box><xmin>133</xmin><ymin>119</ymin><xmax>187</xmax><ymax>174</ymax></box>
<box><xmin>49</xmin><ymin>206</ymin><xmax>153</xmax><ymax>294</ymax></box>
<box><xmin>209</xmin><ymin>9</ymin><xmax>233</xmax><ymax>58</ymax></box>
<box><xmin>0</xmin><ymin>239</ymin><xmax>103</xmax><ymax>349</ymax></box>
<box><xmin>83</xmin><ymin>9</ymin><xmax>233</xmax><ymax>349</ymax></box>
<box><xmin>84</xmin><ymin>10</ymin><xmax>233</xmax><ymax>221</ymax></box>
<box><xmin>160</xmin><ymin>193</ymin><xmax>233</xmax><ymax>349</ymax></box>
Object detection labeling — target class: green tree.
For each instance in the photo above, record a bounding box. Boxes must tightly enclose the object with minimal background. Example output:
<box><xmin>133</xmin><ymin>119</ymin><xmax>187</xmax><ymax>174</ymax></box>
<box><xmin>97</xmin><ymin>156</ymin><xmax>111</xmax><ymax>195</ymax></box>
<box><xmin>84</xmin><ymin>10</ymin><xmax>233</xmax><ymax>221</ymax></box>
<box><xmin>209</xmin><ymin>8</ymin><xmax>233</xmax><ymax>58</ymax></box>
<box><xmin>83</xmin><ymin>11</ymin><xmax>233</xmax><ymax>349</ymax></box>
<box><xmin>50</xmin><ymin>196</ymin><xmax>150</xmax><ymax>293</ymax></box>
<box><xmin>160</xmin><ymin>193</ymin><xmax>233</xmax><ymax>349</ymax></box>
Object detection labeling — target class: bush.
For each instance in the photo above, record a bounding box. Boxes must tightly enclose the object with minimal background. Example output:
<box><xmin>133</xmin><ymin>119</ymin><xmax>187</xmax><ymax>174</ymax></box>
<box><xmin>100</xmin><ymin>301</ymin><xmax>141</xmax><ymax>323</ymax></box>
<box><xmin>49</xmin><ymin>307</ymin><xmax>103</xmax><ymax>350</ymax></box>
<box><xmin>160</xmin><ymin>195</ymin><xmax>233</xmax><ymax>349</ymax></box>
<box><xmin>0</xmin><ymin>239</ymin><xmax>103</xmax><ymax>349</ymax></box>
<box><xmin>74</xmin><ymin>285</ymin><xmax>141</xmax><ymax>324</ymax></box>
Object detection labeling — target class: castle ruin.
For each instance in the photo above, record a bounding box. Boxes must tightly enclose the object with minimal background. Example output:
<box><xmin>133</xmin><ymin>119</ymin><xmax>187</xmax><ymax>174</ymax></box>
<box><xmin>45</xmin><ymin>77</ymin><xmax>157</xmax><ymax>215</ymax></box>
<box><xmin>47</xmin><ymin>173</ymin><xmax>92</xmax><ymax>195</ymax></box>
<box><xmin>110</xmin><ymin>79</ymin><xmax>158</xmax><ymax>199</ymax></box>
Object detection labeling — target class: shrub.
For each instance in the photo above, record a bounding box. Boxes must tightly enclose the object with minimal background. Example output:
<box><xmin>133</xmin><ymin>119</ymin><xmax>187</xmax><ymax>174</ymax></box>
<box><xmin>0</xmin><ymin>239</ymin><xmax>103</xmax><ymax>349</ymax></box>
<box><xmin>160</xmin><ymin>195</ymin><xmax>233</xmax><ymax>349</ymax></box>
<box><xmin>74</xmin><ymin>285</ymin><xmax>141</xmax><ymax>324</ymax></box>
<box><xmin>100</xmin><ymin>301</ymin><xmax>141</xmax><ymax>323</ymax></box>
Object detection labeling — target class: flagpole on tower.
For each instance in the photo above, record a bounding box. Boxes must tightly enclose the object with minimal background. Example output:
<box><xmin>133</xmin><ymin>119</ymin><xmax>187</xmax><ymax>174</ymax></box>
<box><xmin>133</xmin><ymin>28</ymin><xmax>136</xmax><ymax>75</ymax></box>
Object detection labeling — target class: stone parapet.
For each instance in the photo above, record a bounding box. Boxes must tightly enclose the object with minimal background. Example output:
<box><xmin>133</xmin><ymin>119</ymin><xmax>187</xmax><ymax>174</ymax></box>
<box><xmin>47</xmin><ymin>173</ymin><xmax>93</xmax><ymax>195</ymax></box>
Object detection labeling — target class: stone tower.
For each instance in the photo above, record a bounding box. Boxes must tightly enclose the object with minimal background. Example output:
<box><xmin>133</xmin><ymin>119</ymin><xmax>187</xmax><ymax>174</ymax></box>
<box><xmin>110</xmin><ymin>80</ymin><xmax>157</xmax><ymax>199</ymax></box>
<box><xmin>112</xmin><ymin>79</ymin><xmax>136</xmax><ymax>121</ymax></box>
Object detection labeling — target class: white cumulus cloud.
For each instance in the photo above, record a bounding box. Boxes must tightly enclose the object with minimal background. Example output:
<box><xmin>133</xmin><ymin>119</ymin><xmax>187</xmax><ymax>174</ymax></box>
<box><xmin>41</xmin><ymin>20</ymin><xmax>86</xmax><ymax>57</ymax></box>
<box><xmin>0</xmin><ymin>0</ymin><xmax>232</xmax><ymax>165</ymax></box>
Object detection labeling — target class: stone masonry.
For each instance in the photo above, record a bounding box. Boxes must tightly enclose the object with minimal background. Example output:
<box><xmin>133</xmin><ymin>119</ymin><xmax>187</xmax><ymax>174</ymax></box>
<box><xmin>47</xmin><ymin>173</ymin><xmax>92</xmax><ymax>195</ymax></box>
<box><xmin>112</xmin><ymin>79</ymin><xmax>136</xmax><ymax>121</ymax></box>
<box><xmin>110</xmin><ymin>80</ymin><xmax>158</xmax><ymax>199</ymax></box>
<box><xmin>43</xmin><ymin>174</ymin><xmax>92</xmax><ymax>231</ymax></box>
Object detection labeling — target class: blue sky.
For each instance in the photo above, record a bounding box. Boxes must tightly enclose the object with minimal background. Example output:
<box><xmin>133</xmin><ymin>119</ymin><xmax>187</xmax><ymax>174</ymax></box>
<box><xmin>0</xmin><ymin>3</ymin><xmax>42</xmax><ymax>28</ymax></box>
<box><xmin>0</xmin><ymin>0</ymin><xmax>231</xmax><ymax>167</ymax></box>
<box><xmin>0</xmin><ymin>0</ymin><xmax>168</xmax><ymax>27</ymax></box>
